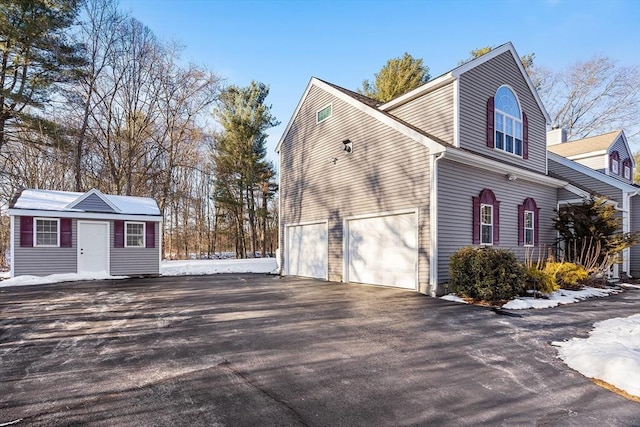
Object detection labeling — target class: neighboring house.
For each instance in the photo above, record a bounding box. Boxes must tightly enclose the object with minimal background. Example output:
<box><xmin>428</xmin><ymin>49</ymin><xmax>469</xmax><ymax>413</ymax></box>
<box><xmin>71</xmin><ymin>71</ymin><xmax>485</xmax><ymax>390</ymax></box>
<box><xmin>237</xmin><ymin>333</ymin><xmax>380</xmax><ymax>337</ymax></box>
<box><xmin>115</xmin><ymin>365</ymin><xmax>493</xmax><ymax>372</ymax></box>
<box><xmin>547</xmin><ymin>130</ymin><xmax>639</xmax><ymax>278</ymax></box>
<box><xmin>9</xmin><ymin>188</ymin><xmax>163</xmax><ymax>278</ymax></box>
<box><xmin>277</xmin><ymin>42</ymin><xmax>591</xmax><ymax>296</ymax></box>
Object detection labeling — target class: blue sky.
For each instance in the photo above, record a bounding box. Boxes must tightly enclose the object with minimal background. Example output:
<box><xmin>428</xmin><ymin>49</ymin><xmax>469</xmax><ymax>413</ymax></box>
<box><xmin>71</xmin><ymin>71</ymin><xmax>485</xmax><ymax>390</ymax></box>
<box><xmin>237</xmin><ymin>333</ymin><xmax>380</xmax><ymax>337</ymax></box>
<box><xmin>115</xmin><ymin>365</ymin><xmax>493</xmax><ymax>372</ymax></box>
<box><xmin>119</xmin><ymin>0</ymin><xmax>640</xmax><ymax>164</ymax></box>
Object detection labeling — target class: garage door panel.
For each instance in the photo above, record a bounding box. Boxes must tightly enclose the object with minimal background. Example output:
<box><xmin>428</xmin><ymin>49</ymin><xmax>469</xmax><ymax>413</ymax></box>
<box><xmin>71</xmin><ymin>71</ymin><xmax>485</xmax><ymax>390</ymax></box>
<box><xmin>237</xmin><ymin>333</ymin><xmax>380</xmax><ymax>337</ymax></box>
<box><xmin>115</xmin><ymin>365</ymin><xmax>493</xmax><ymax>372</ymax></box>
<box><xmin>346</xmin><ymin>212</ymin><xmax>417</xmax><ymax>289</ymax></box>
<box><xmin>287</xmin><ymin>223</ymin><xmax>328</xmax><ymax>279</ymax></box>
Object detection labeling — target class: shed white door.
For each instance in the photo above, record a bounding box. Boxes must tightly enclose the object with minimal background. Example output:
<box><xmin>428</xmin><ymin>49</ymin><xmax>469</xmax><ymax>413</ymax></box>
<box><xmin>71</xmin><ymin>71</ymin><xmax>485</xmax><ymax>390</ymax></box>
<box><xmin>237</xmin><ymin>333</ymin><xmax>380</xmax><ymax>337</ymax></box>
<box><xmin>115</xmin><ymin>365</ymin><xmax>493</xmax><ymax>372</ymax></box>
<box><xmin>346</xmin><ymin>212</ymin><xmax>417</xmax><ymax>289</ymax></box>
<box><xmin>78</xmin><ymin>221</ymin><xmax>109</xmax><ymax>274</ymax></box>
<box><xmin>286</xmin><ymin>222</ymin><xmax>328</xmax><ymax>279</ymax></box>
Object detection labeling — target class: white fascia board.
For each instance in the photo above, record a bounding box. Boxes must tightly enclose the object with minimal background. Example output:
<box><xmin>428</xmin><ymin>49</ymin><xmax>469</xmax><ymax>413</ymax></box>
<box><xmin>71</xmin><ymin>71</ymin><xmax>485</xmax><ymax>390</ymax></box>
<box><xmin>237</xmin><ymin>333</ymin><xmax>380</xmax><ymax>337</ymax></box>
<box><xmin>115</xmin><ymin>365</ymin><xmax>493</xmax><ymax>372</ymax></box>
<box><xmin>66</xmin><ymin>188</ymin><xmax>121</xmax><ymax>212</ymax></box>
<box><xmin>451</xmin><ymin>42</ymin><xmax>551</xmax><ymax>124</ymax></box>
<box><xmin>565</xmin><ymin>150</ymin><xmax>607</xmax><ymax>161</ymax></box>
<box><xmin>563</xmin><ymin>184</ymin><xmax>590</xmax><ymax>199</ymax></box>
<box><xmin>275</xmin><ymin>78</ymin><xmax>316</xmax><ymax>153</ymax></box>
<box><xmin>8</xmin><ymin>209</ymin><xmax>162</xmax><ymax>222</ymax></box>
<box><xmin>276</xmin><ymin>78</ymin><xmax>446</xmax><ymax>154</ymax></box>
<box><xmin>548</xmin><ymin>152</ymin><xmax>638</xmax><ymax>192</ymax></box>
<box><xmin>378</xmin><ymin>73</ymin><xmax>455</xmax><ymax>111</ymax></box>
<box><xmin>445</xmin><ymin>148</ymin><xmax>567</xmax><ymax>187</ymax></box>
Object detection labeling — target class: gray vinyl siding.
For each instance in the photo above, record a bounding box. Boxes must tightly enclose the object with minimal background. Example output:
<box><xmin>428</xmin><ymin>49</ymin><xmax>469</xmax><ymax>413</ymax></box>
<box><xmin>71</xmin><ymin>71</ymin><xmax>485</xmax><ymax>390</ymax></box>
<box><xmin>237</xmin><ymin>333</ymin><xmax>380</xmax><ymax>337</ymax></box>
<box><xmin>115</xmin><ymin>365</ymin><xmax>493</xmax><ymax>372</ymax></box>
<box><xmin>458</xmin><ymin>51</ymin><xmax>547</xmax><ymax>174</ymax></box>
<box><xmin>557</xmin><ymin>187</ymin><xmax>584</xmax><ymax>201</ymax></box>
<box><xmin>386</xmin><ymin>83</ymin><xmax>454</xmax><ymax>143</ymax></box>
<box><xmin>110</xmin><ymin>220</ymin><xmax>160</xmax><ymax>276</ymax></box>
<box><xmin>13</xmin><ymin>216</ymin><xmax>77</xmax><ymax>276</ymax></box>
<box><xmin>548</xmin><ymin>159</ymin><xmax>623</xmax><ymax>203</ymax></box>
<box><xmin>75</xmin><ymin>193</ymin><xmax>116</xmax><ymax>212</ymax></box>
<box><xmin>631</xmin><ymin>195</ymin><xmax>640</xmax><ymax>277</ymax></box>
<box><xmin>437</xmin><ymin>159</ymin><xmax>558</xmax><ymax>286</ymax></box>
<box><xmin>279</xmin><ymin>84</ymin><xmax>432</xmax><ymax>293</ymax></box>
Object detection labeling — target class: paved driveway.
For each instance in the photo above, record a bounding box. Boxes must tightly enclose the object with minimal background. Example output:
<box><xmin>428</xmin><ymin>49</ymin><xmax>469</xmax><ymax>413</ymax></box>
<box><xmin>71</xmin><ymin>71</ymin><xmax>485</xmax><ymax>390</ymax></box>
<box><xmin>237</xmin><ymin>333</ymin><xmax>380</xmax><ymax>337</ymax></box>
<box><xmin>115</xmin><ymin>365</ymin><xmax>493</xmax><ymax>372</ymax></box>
<box><xmin>1</xmin><ymin>275</ymin><xmax>638</xmax><ymax>426</ymax></box>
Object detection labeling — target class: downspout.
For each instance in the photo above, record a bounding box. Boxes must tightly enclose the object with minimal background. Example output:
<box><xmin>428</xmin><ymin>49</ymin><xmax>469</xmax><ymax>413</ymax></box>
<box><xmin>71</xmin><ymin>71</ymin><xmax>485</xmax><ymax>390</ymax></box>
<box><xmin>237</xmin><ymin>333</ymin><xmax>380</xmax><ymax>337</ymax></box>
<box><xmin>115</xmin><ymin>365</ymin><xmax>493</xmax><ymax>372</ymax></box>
<box><xmin>621</xmin><ymin>190</ymin><xmax>638</xmax><ymax>277</ymax></box>
<box><xmin>429</xmin><ymin>151</ymin><xmax>446</xmax><ymax>297</ymax></box>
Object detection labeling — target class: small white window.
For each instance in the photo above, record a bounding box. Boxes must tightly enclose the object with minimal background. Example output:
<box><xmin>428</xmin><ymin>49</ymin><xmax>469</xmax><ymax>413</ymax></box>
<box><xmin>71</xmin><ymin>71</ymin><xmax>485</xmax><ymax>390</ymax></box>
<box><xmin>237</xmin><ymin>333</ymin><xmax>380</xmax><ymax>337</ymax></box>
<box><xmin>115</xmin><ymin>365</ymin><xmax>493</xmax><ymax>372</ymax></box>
<box><xmin>480</xmin><ymin>204</ymin><xmax>493</xmax><ymax>245</ymax></box>
<box><xmin>524</xmin><ymin>211</ymin><xmax>534</xmax><ymax>247</ymax></box>
<box><xmin>612</xmin><ymin>159</ymin><xmax>619</xmax><ymax>174</ymax></box>
<box><xmin>624</xmin><ymin>165</ymin><xmax>631</xmax><ymax>180</ymax></box>
<box><xmin>35</xmin><ymin>218</ymin><xmax>59</xmax><ymax>247</ymax></box>
<box><xmin>125</xmin><ymin>222</ymin><xmax>145</xmax><ymax>247</ymax></box>
<box><xmin>316</xmin><ymin>104</ymin><xmax>332</xmax><ymax>123</ymax></box>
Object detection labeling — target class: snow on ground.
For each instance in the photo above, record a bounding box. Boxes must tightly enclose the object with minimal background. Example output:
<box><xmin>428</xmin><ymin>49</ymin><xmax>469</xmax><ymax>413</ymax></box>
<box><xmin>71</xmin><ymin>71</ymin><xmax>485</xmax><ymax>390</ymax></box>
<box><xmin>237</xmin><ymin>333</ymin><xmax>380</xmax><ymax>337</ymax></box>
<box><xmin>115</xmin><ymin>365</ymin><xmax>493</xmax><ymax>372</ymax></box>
<box><xmin>440</xmin><ymin>294</ymin><xmax>468</xmax><ymax>304</ymax></box>
<box><xmin>553</xmin><ymin>314</ymin><xmax>640</xmax><ymax>398</ymax></box>
<box><xmin>0</xmin><ymin>258</ymin><xmax>278</xmax><ymax>288</ymax></box>
<box><xmin>502</xmin><ymin>287</ymin><xmax>622</xmax><ymax>310</ymax></box>
<box><xmin>160</xmin><ymin>258</ymin><xmax>277</xmax><ymax>276</ymax></box>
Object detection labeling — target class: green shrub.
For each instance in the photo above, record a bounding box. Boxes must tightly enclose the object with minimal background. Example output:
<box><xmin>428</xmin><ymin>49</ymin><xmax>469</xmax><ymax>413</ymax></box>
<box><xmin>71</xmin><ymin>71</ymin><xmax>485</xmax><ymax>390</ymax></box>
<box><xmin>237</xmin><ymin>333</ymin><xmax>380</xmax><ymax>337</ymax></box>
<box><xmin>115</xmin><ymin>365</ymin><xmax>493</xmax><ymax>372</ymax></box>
<box><xmin>524</xmin><ymin>267</ymin><xmax>558</xmax><ymax>294</ymax></box>
<box><xmin>449</xmin><ymin>246</ymin><xmax>526</xmax><ymax>303</ymax></box>
<box><xmin>543</xmin><ymin>262</ymin><xmax>588</xmax><ymax>290</ymax></box>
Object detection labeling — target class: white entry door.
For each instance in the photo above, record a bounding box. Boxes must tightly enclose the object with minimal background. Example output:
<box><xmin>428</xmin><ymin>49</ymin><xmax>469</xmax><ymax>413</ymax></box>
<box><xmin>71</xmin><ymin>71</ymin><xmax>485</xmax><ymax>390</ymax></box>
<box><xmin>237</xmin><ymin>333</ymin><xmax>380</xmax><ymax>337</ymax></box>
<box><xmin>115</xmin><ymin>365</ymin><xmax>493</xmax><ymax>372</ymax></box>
<box><xmin>78</xmin><ymin>221</ymin><xmax>109</xmax><ymax>274</ymax></box>
<box><xmin>345</xmin><ymin>212</ymin><xmax>417</xmax><ymax>289</ymax></box>
<box><xmin>286</xmin><ymin>222</ymin><xmax>328</xmax><ymax>279</ymax></box>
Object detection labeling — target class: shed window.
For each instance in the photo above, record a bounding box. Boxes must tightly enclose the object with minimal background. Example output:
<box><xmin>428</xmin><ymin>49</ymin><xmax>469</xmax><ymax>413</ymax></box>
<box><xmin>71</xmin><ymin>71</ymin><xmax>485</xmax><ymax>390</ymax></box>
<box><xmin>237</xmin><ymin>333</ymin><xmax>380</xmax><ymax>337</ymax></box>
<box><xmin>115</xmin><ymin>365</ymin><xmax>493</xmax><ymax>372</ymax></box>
<box><xmin>316</xmin><ymin>104</ymin><xmax>332</xmax><ymax>123</ymax></box>
<box><xmin>125</xmin><ymin>222</ymin><xmax>145</xmax><ymax>247</ymax></box>
<box><xmin>35</xmin><ymin>218</ymin><xmax>59</xmax><ymax>247</ymax></box>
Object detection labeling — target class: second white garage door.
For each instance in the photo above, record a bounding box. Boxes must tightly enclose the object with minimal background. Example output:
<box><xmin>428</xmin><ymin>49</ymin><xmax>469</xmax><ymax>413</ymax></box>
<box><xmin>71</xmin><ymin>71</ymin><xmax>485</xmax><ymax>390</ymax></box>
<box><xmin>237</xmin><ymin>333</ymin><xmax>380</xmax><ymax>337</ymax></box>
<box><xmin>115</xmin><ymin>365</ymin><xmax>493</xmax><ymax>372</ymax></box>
<box><xmin>345</xmin><ymin>211</ymin><xmax>418</xmax><ymax>289</ymax></box>
<box><xmin>286</xmin><ymin>222</ymin><xmax>328</xmax><ymax>279</ymax></box>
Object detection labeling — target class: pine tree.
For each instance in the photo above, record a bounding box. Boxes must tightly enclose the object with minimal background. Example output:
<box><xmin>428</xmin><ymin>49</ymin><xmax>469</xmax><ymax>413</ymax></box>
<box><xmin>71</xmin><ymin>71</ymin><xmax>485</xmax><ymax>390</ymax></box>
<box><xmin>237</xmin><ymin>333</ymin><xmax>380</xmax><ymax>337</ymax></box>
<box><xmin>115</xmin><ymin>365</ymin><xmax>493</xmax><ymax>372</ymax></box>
<box><xmin>359</xmin><ymin>53</ymin><xmax>430</xmax><ymax>102</ymax></box>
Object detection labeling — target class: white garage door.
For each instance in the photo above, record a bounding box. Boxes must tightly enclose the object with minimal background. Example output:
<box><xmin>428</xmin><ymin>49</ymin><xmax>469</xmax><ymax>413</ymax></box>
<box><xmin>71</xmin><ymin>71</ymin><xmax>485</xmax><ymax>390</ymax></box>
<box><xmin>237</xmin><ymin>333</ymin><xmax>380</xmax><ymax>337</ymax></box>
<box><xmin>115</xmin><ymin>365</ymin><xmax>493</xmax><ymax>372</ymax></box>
<box><xmin>346</xmin><ymin>212</ymin><xmax>417</xmax><ymax>289</ymax></box>
<box><xmin>286</xmin><ymin>222</ymin><xmax>328</xmax><ymax>279</ymax></box>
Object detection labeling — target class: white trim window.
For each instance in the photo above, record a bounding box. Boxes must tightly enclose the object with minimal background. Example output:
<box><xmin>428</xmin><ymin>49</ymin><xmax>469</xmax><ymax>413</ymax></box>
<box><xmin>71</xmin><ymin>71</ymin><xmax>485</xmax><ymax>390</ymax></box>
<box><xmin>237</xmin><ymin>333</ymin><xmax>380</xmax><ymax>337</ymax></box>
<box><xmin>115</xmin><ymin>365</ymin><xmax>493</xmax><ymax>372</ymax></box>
<box><xmin>35</xmin><ymin>218</ymin><xmax>59</xmax><ymax>247</ymax></box>
<box><xmin>612</xmin><ymin>158</ymin><xmax>619</xmax><ymax>174</ymax></box>
<box><xmin>494</xmin><ymin>86</ymin><xmax>523</xmax><ymax>156</ymax></box>
<box><xmin>316</xmin><ymin>103</ymin><xmax>332</xmax><ymax>123</ymax></box>
<box><xmin>624</xmin><ymin>165</ymin><xmax>631</xmax><ymax>180</ymax></box>
<box><xmin>480</xmin><ymin>204</ymin><xmax>493</xmax><ymax>245</ymax></box>
<box><xmin>125</xmin><ymin>221</ymin><xmax>145</xmax><ymax>247</ymax></box>
<box><xmin>524</xmin><ymin>211</ymin><xmax>534</xmax><ymax>247</ymax></box>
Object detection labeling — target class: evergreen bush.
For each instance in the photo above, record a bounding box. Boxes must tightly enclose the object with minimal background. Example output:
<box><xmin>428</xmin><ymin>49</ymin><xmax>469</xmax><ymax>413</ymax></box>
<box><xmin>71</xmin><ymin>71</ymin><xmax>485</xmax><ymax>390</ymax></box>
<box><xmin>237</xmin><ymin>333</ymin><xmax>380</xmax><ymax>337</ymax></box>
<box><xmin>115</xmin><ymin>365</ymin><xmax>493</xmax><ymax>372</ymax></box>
<box><xmin>543</xmin><ymin>261</ymin><xmax>588</xmax><ymax>290</ymax></box>
<box><xmin>524</xmin><ymin>267</ymin><xmax>558</xmax><ymax>295</ymax></box>
<box><xmin>449</xmin><ymin>246</ymin><xmax>526</xmax><ymax>303</ymax></box>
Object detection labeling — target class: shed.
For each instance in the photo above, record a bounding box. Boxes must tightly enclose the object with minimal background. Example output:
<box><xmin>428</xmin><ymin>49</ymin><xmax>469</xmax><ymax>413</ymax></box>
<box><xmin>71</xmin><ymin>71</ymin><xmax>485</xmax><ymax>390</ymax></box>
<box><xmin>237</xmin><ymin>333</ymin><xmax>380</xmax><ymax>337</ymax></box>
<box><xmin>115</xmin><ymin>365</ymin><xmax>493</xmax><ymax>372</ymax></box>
<box><xmin>8</xmin><ymin>188</ymin><xmax>162</xmax><ymax>278</ymax></box>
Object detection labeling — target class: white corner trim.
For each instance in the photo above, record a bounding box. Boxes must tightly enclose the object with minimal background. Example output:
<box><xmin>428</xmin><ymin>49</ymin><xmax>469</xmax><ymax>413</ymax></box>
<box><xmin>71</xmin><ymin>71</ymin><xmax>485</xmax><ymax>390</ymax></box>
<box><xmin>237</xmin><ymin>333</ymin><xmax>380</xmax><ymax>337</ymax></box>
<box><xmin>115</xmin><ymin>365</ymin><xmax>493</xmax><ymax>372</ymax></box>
<box><xmin>453</xmin><ymin>79</ymin><xmax>460</xmax><ymax>147</ymax></box>
<box><xmin>429</xmin><ymin>152</ymin><xmax>444</xmax><ymax>297</ymax></box>
<box><xmin>9</xmin><ymin>215</ymin><xmax>14</xmax><ymax>278</ymax></box>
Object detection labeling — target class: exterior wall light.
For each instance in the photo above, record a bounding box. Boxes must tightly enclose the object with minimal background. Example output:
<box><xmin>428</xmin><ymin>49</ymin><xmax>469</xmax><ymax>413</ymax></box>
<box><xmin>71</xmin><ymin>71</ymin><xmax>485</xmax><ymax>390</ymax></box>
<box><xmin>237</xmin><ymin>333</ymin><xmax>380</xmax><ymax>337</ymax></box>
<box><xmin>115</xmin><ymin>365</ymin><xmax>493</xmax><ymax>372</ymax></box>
<box><xmin>343</xmin><ymin>139</ymin><xmax>353</xmax><ymax>153</ymax></box>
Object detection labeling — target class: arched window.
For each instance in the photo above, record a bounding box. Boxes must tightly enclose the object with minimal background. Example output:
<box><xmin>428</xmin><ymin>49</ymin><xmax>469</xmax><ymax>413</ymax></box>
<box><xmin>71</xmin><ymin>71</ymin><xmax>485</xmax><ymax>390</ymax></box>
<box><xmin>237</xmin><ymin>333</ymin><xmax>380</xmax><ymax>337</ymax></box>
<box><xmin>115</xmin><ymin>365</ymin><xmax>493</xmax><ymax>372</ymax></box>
<box><xmin>486</xmin><ymin>86</ymin><xmax>528</xmax><ymax>158</ymax></box>
<box><xmin>472</xmin><ymin>189</ymin><xmax>500</xmax><ymax>245</ymax></box>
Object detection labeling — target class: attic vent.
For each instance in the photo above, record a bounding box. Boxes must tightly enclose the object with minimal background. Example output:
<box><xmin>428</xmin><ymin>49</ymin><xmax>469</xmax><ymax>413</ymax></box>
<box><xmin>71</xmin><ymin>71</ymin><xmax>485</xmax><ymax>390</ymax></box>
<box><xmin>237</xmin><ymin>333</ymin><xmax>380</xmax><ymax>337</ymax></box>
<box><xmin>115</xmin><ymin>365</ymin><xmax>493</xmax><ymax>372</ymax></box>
<box><xmin>317</xmin><ymin>104</ymin><xmax>332</xmax><ymax>123</ymax></box>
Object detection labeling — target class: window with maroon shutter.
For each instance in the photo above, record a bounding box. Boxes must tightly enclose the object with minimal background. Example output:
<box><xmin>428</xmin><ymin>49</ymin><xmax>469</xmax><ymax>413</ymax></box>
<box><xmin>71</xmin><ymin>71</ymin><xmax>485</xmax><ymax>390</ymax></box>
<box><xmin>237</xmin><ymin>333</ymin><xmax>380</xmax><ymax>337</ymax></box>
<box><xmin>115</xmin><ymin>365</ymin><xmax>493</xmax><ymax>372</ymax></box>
<box><xmin>114</xmin><ymin>220</ymin><xmax>124</xmax><ymax>248</ymax></box>
<box><xmin>610</xmin><ymin>151</ymin><xmax>620</xmax><ymax>175</ymax></box>
<box><xmin>518</xmin><ymin>198</ymin><xmax>539</xmax><ymax>246</ymax></box>
<box><xmin>472</xmin><ymin>189</ymin><xmax>500</xmax><ymax>245</ymax></box>
<box><xmin>20</xmin><ymin>216</ymin><xmax>34</xmax><ymax>247</ymax></box>
<box><xmin>145</xmin><ymin>222</ymin><xmax>155</xmax><ymax>248</ymax></box>
<box><xmin>60</xmin><ymin>218</ymin><xmax>72</xmax><ymax>248</ymax></box>
<box><xmin>492</xmin><ymin>86</ymin><xmax>525</xmax><ymax>158</ymax></box>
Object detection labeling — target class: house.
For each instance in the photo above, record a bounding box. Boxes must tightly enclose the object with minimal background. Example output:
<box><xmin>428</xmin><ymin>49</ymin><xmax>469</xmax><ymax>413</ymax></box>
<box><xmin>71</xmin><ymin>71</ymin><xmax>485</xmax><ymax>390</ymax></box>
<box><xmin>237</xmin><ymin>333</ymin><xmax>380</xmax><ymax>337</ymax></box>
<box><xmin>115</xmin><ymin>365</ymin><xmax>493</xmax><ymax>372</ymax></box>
<box><xmin>276</xmin><ymin>42</ymin><xmax>596</xmax><ymax>296</ymax></box>
<box><xmin>8</xmin><ymin>188</ymin><xmax>163</xmax><ymax>278</ymax></box>
<box><xmin>547</xmin><ymin>129</ymin><xmax>639</xmax><ymax>278</ymax></box>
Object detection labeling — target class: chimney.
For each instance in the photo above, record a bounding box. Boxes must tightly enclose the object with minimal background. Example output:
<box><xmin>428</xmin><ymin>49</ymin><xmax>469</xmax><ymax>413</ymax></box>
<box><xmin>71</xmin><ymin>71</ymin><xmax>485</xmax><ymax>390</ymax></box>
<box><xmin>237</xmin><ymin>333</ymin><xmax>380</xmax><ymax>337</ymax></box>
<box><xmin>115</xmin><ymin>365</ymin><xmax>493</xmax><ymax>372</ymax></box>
<box><xmin>547</xmin><ymin>128</ymin><xmax>567</xmax><ymax>146</ymax></box>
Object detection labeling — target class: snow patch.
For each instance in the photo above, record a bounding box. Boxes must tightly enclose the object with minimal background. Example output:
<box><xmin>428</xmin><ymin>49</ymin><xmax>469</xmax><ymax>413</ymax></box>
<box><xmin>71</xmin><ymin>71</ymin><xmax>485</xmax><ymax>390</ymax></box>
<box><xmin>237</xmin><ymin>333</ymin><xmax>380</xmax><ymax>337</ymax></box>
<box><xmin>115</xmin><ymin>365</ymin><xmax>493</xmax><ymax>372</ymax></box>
<box><xmin>0</xmin><ymin>272</ymin><xmax>127</xmax><ymax>287</ymax></box>
<box><xmin>440</xmin><ymin>294</ymin><xmax>468</xmax><ymax>304</ymax></box>
<box><xmin>160</xmin><ymin>258</ymin><xmax>277</xmax><ymax>276</ymax></box>
<box><xmin>553</xmin><ymin>314</ymin><xmax>640</xmax><ymax>397</ymax></box>
<box><xmin>502</xmin><ymin>287</ymin><xmax>620</xmax><ymax>310</ymax></box>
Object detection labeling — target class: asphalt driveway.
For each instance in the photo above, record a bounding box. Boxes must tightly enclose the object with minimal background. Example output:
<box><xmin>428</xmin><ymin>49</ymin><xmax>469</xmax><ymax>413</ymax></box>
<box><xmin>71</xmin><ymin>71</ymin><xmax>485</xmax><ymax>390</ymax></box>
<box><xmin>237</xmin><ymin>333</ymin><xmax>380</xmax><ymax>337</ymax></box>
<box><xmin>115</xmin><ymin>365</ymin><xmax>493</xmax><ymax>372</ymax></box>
<box><xmin>0</xmin><ymin>275</ymin><xmax>638</xmax><ymax>426</ymax></box>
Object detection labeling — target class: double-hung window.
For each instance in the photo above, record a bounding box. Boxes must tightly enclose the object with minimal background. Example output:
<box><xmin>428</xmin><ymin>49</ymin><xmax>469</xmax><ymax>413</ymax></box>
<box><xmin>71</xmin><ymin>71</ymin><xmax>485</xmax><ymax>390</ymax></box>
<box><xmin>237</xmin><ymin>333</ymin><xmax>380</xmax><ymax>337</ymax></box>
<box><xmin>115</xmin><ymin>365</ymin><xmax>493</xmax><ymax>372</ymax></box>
<box><xmin>35</xmin><ymin>218</ymin><xmax>59</xmax><ymax>247</ymax></box>
<box><xmin>125</xmin><ymin>222</ymin><xmax>145</xmax><ymax>247</ymax></box>
<box><xmin>610</xmin><ymin>151</ymin><xmax>620</xmax><ymax>175</ymax></box>
<box><xmin>494</xmin><ymin>86</ymin><xmax>523</xmax><ymax>156</ymax></box>
<box><xmin>480</xmin><ymin>204</ymin><xmax>493</xmax><ymax>245</ymax></box>
<box><xmin>524</xmin><ymin>211</ymin><xmax>534</xmax><ymax>246</ymax></box>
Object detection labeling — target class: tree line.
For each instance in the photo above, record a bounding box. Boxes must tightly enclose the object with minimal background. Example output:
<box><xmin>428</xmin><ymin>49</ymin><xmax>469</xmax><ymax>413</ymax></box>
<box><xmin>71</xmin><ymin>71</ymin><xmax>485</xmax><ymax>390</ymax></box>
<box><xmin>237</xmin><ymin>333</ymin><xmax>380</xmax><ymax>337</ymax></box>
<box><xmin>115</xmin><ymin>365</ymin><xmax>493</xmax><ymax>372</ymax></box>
<box><xmin>0</xmin><ymin>0</ymin><xmax>278</xmax><ymax>266</ymax></box>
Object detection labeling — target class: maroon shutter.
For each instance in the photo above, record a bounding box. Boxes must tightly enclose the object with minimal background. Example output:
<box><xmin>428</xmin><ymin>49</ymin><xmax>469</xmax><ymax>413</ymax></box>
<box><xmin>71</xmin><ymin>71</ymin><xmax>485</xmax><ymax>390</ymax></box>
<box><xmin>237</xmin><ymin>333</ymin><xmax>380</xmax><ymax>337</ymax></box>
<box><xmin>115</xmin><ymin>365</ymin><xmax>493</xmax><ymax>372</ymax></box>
<box><xmin>145</xmin><ymin>222</ymin><xmax>155</xmax><ymax>248</ymax></box>
<box><xmin>114</xmin><ymin>220</ymin><xmax>124</xmax><ymax>248</ymax></box>
<box><xmin>493</xmin><ymin>201</ymin><xmax>500</xmax><ymax>245</ymax></box>
<box><xmin>60</xmin><ymin>218</ymin><xmax>72</xmax><ymax>247</ymax></box>
<box><xmin>517</xmin><ymin>205</ymin><xmax>525</xmax><ymax>246</ymax></box>
<box><xmin>522</xmin><ymin>111</ymin><xmax>529</xmax><ymax>159</ymax></box>
<box><xmin>486</xmin><ymin>97</ymin><xmax>495</xmax><ymax>148</ymax></box>
<box><xmin>535</xmin><ymin>207</ymin><xmax>540</xmax><ymax>247</ymax></box>
<box><xmin>20</xmin><ymin>216</ymin><xmax>34</xmax><ymax>247</ymax></box>
<box><xmin>472</xmin><ymin>196</ymin><xmax>480</xmax><ymax>244</ymax></box>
